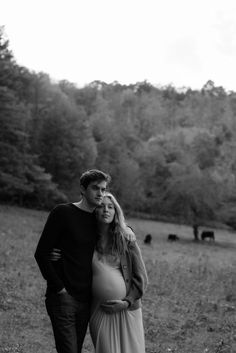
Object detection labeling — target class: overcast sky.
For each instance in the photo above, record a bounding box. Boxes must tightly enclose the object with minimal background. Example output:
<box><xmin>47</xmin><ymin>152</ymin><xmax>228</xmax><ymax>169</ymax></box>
<box><xmin>1</xmin><ymin>0</ymin><xmax>236</xmax><ymax>91</ymax></box>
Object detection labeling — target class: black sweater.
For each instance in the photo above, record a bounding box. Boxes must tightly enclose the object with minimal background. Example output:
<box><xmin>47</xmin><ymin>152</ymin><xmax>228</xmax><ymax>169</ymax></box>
<box><xmin>34</xmin><ymin>203</ymin><xmax>97</xmax><ymax>301</ymax></box>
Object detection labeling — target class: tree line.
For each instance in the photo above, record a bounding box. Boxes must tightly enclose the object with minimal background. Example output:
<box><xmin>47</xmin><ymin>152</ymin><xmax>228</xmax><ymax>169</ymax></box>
<box><xmin>1</xmin><ymin>26</ymin><xmax>236</xmax><ymax>228</ymax></box>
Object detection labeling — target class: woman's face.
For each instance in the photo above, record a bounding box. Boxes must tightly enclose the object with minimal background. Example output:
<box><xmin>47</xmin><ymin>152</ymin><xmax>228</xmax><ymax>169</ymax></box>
<box><xmin>96</xmin><ymin>196</ymin><xmax>115</xmax><ymax>224</ymax></box>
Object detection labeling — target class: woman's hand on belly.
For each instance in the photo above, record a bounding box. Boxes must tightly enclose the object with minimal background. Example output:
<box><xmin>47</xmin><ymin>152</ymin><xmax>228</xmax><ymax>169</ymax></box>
<box><xmin>100</xmin><ymin>299</ymin><xmax>129</xmax><ymax>314</ymax></box>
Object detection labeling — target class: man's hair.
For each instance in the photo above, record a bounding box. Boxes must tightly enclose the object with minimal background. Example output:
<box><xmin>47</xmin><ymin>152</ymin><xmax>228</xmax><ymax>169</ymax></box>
<box><xmin>80</xmin><ymin>169</ymin><xmax>111</xmax><ymax>189</ymax></box>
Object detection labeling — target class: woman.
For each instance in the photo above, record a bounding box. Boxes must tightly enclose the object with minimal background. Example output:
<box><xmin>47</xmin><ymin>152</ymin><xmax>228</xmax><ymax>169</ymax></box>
<box><xmin>90</xmin><ymin>192</ymin><xmax>148</xmax><ymax>353</ymax></box>
<box><xmin>51</xmin><ymin>192</ymin><xmax>148</xmax><ymax>353</ymax></box>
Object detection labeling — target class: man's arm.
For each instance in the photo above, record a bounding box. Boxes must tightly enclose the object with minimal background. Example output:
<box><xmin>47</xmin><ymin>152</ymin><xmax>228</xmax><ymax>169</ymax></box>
<box><xmin>124</xmin><ymin>226</ymin><xmax>136</xmax><ymax>242</ymax></box>
<box><xmin>34</xmin><ymin>206</ymin><xmax>65</xmax><ymax>293</ymax></box>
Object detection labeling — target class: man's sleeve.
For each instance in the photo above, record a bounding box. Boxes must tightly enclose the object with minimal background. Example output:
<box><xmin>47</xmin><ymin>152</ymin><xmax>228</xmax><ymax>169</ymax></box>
<box><xmin>34</xmin><ymin>206</ymin><xmax>65</xmax><ymax>292</ymax></box>
<box><xmin>124</xmin><ymin>241</ymin><xmax>148</xmax><ymax>306</ymax></box>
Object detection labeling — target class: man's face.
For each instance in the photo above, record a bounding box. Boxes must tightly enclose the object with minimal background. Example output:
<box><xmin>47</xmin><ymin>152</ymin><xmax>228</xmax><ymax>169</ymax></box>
<box><xmin>81</xmin><ymin>180</ymin><xmax>107</xmax><ymax>208</ymax></box>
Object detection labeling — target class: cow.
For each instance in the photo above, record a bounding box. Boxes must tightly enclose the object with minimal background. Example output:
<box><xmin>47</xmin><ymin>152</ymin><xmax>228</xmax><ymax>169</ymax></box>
<box><xmin>201</xmin><ymin>231</ymin><xmax>215</xmax><ymax>241</ymax></box>
<box><xmin>168</xmin><ymin>234</ymin><xmax>179</xmax><ymax>241</ymax></box>
<box><xmin>144</xmin><ymin>234</ymin><xmax>152</xmax><ymax>245</ymax></box>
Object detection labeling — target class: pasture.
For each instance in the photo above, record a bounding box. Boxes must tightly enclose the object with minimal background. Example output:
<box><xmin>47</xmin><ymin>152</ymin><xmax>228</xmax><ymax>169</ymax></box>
<box><xmin>0</xmin><ymin>205</ymin><xmax>236</xmax><ymax>353</ymax></box>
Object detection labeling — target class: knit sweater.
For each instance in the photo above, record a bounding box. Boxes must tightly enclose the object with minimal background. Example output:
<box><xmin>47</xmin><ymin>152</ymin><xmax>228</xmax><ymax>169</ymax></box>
<box><xmin>34</xmin><ymin>203</ymin><xmax>97</xmax><ymax>301</ymax></box>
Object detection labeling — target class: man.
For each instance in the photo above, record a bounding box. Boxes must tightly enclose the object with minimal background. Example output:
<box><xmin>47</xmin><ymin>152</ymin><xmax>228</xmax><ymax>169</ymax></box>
<box><xmin>34</xmin><ymin>169</ymin><xmax>111</xmax><ymax>353</ymax></box>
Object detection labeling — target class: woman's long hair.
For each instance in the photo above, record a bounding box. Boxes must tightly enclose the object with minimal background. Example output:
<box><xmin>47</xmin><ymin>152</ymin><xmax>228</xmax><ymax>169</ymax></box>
<box><xmin>96</xmin><ymin>192</ymin><xmax>129</xmax><ymax>256</ymax></box>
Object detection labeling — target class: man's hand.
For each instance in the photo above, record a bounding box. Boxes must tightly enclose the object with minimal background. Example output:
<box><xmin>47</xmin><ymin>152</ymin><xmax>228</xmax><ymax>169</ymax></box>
<box><xmin>49</xmin><ymin>248</ymin><xmax>61</xmax><ymax>261</ymax></box>
<box><xmin>100</xmin><ymin>300</ymin><xmax>129</xmax><ymax>314</ymax></box>
<box><xmin>124</xmin><ymin>227</ymin><xmax>136</xmax><ymax>241</ymax></box>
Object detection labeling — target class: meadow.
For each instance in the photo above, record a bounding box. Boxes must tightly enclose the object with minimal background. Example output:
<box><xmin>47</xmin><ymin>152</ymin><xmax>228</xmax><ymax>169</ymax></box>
<box><xmin>0</xmin><ymin>205</ymin><xmax>236</xmax><ymax>353</ymax></box>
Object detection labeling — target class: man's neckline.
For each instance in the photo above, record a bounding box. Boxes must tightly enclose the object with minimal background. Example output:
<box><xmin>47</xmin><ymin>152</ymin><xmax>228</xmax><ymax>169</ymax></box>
<box><xmin>70</xmin><ymin>202</ymin><xmax>95</xmax><ymax>214</ymax></box>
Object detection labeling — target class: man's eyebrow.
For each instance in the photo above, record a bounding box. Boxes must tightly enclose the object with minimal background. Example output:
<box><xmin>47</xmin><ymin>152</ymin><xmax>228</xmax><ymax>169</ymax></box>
<box><xmin>92</xmin><ymin>185</ymin><xmax>106</xmax><ymax>190</ymax></box>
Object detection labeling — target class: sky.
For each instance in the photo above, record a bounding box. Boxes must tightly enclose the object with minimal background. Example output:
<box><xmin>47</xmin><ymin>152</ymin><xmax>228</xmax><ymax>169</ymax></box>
<box><xmin>1</xmin><ymin>0</ymin><xmax>236</xmax><ymax>91</ymax></box>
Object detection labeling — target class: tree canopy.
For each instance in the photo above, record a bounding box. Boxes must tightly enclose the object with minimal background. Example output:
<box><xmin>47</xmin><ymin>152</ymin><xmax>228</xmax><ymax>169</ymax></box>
<box><xmin>1</xmin><ymin>27</ymin><xmax>236</xmax><ymax>227</ymax></box>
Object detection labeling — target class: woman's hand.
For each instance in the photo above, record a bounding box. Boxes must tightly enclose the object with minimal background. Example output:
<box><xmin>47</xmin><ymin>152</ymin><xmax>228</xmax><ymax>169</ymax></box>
<box><xmin>49</xmin><ymin>248</ymin><xmax>62</xmax><ymax>261</ymax></box>
<box><xmin>100</xmin><ymin>300</ymin><xmax>129</xmax><ymax>314</ymax></box>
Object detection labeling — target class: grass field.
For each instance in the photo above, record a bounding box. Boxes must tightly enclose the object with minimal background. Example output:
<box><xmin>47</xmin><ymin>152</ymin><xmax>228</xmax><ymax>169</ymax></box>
<box><xmin>0</xmin><ymin>204</ymin><xmax>236</xmax><ymax>353</ymax></box>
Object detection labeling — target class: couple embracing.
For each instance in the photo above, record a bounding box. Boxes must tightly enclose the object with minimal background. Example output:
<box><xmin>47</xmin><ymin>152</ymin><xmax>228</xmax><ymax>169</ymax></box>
<box><xmin>35</xmin><ymin>169</ymin><xmax>148</xmax><ymax>353</ymax></box>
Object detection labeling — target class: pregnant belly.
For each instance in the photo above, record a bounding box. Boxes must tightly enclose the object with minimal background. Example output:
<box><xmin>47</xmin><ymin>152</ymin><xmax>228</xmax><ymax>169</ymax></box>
<box><xmin>92</xmin><ymin>262</ymin><xmax>126</xmax><ymax>302</ymax></box>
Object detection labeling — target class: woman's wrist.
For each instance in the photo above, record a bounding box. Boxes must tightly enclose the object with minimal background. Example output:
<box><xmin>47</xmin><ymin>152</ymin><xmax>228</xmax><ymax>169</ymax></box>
<box><xmin>123</xmin><ymin>300</ymin><xmax>130</xmax><ymax>308</ymax></box>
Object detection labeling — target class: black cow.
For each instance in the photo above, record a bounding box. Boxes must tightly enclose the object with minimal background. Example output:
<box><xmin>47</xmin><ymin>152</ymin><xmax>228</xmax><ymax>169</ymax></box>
<box><xmin>144</xmin><ymin>234</ymin><xmax>152</xmax><ymax>244</ymax></box>
<box><xmin>201</xmin><ymin>231</ymin><xmax>215</xmax><ymax>241</ymax></box>
<box><xmin>168</xmin><ymin>234</ymin><xmax>179</xmax><ymax>241</ymax></box>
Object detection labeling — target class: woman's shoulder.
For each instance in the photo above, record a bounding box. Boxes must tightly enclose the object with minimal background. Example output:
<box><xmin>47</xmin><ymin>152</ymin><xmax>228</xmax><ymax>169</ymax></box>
<box><xmin>125</xmin><ymin>238</ymin><xmax>138</xmax><ymax>251</ymax></box>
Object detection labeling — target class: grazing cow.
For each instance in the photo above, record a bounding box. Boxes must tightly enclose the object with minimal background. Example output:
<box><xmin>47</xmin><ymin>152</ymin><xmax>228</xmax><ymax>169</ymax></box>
<box><xmin>144</xmin><ymin>234</ymin><xmax>152</xmax><ymax>245</ymax></box>
<box><xmin>168</xmin><ymin>234</ymin><xmax>179</xmax><ymax>241</ymax></box>
<box><xmin>201</xmin><ymin>231</ymin><xmax>215</xmax><ymax>241</ymax></box>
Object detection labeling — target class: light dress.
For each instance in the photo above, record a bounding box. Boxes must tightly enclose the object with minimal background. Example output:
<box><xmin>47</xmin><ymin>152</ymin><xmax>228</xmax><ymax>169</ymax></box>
<box><xmin>89</xmin><ymin>250</ymin><xmax>145</xmax><ymax>353</ymax></box>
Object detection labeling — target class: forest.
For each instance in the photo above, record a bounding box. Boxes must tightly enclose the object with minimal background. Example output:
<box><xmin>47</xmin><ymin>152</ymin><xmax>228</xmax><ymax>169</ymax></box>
<box><xmin>1</xmin><ymin>26</ymin><xmax>236</xmax><ymax>228</ymax></box>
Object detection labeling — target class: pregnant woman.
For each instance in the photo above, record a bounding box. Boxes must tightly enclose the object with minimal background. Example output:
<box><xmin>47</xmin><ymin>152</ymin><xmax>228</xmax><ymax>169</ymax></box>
<box><xmin>90</xmin><ymin>192</ymin><xmax>148</xmax><ymax>353</ymax></box>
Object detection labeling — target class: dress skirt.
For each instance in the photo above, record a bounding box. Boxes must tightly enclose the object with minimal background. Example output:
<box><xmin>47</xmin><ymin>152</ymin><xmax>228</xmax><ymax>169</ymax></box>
<box><xmin>89</xmin><ymin>251</ymin><xmax>145</xmax><ymax>353</ymax></box>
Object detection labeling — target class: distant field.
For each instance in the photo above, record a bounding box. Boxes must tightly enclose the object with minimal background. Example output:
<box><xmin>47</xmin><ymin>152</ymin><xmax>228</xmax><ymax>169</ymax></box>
<box><xmin>0</xmin><ymin>205</ymin><xmax>236</xmax><ymax>353</ymax></box>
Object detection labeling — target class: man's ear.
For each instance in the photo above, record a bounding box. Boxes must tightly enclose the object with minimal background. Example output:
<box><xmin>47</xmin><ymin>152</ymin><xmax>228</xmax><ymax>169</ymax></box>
<box><xmin>80</xmin><ymin>185</ymin><xmax>85</xmax><ymax>196</ymax></box>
